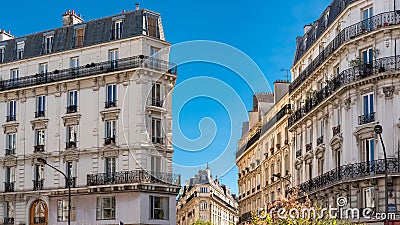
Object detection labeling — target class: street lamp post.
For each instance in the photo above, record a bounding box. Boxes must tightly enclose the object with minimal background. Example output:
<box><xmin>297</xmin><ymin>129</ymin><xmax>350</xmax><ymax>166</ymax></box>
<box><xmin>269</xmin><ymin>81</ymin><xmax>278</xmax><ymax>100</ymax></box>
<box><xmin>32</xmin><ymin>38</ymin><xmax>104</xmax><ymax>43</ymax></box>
<box><xmin>374</xmin><ymin>125</ymin><xmax>388</xmax><ymax>225</ymax></box>
<box><xmin>37</xmin><ymin>158</ymin><xmax>71</xmax><ymax>225</ymax></box>
<box><xmin>272</xmin><ymin>173</ymin><xmax>292</xmax><ymax>196</ymax></box>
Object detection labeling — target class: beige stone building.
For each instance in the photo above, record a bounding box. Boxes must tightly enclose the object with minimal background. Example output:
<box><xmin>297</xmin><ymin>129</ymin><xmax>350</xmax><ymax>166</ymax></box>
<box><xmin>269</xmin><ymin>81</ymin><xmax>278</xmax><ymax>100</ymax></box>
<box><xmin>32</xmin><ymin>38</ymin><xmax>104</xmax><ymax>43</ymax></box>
<box><xmin>236</xmin><ymin>81</ymin><xmax>292</xmax><ymax>223</ymax></box>
<box><xmin>176</xmin><ymin>167</ymin><xmax>238</xmax><ymax>225</ymax></box>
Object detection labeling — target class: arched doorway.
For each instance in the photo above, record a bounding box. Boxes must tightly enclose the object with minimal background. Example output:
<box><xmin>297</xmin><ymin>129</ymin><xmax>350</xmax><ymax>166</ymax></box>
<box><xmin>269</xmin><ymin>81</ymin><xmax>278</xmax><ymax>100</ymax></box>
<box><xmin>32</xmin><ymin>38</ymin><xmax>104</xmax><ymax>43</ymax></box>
<box><xmin>30</xmin><ymin>200</ymin><xmax>48</xmax><ymax>225</ymax></box>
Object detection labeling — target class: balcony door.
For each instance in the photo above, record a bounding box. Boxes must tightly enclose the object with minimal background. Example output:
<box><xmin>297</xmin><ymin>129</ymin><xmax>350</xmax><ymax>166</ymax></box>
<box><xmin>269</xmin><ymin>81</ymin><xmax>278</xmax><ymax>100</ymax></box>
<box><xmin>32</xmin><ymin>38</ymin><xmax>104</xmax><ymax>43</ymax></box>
<box><xmin>30</xmin><ymin>200</ymin><xmax>48</xmax><ymax>225</ymax></box>
<box><xmin>364</xmin><ymin>139</ymin><xmax>375</xmax><ymax>173</ymax></box>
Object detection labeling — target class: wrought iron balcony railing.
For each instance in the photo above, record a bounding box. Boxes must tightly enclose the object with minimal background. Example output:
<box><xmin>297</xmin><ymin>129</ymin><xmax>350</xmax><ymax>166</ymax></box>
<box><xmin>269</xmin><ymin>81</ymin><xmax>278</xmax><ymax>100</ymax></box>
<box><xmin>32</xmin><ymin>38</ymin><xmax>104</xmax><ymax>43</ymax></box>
<box><xmin>0</xmin><ymin>55</ymin><xmax>177</xmax><ymax>92</ymax></box>
<box><xmin>332</xmin><ymin>125</ymin><xmax>341</xmax><ymax>136</ymax></box>
<box><xmin>317</xmin><ymin>136</ymin><xmax>324</xmax><ymax>146</ymax></box>
<box><xmin>299</xmin><ymin>158</ymin><xmax>400</xmax><ymax>193</ymax></box>
<box><xmin>358</xmin><ymin>112</ymin><xmax>375</xmax><ymax>125</ymax></box>
<box><xmin>65</xmin><ymin>177</ymin><xmax>77</xmax><ymax>188</ymax></box>
<box><xmin>5</xmin><ymin>148</ymin><xmax>15</xmax><ymax>156</ymax></box>
<box><xmin>3</xmin><ymin>217</ymin><xmax>14</xmax><ymax>225</ymax></box>
<box><xmin>105</xmin><ymin>101</ymin><xmax>117</xmax><ymax>108</ymax></box>
<box><xmin>152</xmin><ymin>136</ymin><xmax>164</xmax><ymax>144</ymax></box>
<box><xmin>34</xmin><ymin>145</ymin><xmax>45</xmax><ymax>153</ymax></box>
<box><xmin>5</xmin><ymin>182</ymin><xmax>14</xmax><ymax>192</ymax></box>
<box><xmin>87</xmin><ymin>170</ymin><xmax>181</xmax><ymax>186</ymax></box>
<box><xmin>66</xmin><ymin>105</ymin><xmax>78</xmax><ymax>114</ymax></box>
<box><xmin>66</xmin><ymin>141</ymin><xmax>77</xmax><ymax>149</ymax></box>
<box><xmin>33</xmin><ymin>180</ymin><xmax>44</xmax><ymax>191</ymax></box>
<box><xmin>290</xmin><ymin>11</ymin><xmax>400</xmax><ymax>93</ymax></box>
<box><xmin>104</xmin><ymin>137</ymin><xmax>116</xmax><ymax>145</ymax></box>
<box><xmin>289</xmin><ymin>55</ymin><xmax>400</xmax><ymax>127</ymax></box>
<box><xmin>151</xmin><ymin>98</ymin><xmax>163</xmax><ymax>107</ymax></box>
<box><xmin>6</xmin><ymin>115</ymin><xmax>16</xmax><ymax>122</ymax></box>
<box><xmin>296</xmin><ymin>149</ymin><xmax>302</xmax><ymax>158</ymax></box>
<box><xmin>34</xmin><ymin>111</ymin><xmax>45</xmax><ymax>118</ymax></box>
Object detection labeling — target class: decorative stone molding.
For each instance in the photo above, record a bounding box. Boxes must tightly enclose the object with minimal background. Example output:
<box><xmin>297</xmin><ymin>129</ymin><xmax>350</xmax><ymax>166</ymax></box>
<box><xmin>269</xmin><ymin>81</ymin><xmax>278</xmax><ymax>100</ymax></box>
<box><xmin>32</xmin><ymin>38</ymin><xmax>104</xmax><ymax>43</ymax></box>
<box><xmin>100</xmin><ymin>145</ymin><xmax>119</xmax><ymax>158</ymax></box>
<box><xmin>61</xmin><ymin>113</ymin><xmax>81</xmax><ymax>126</ymax></box>
<box><xmin>3</xmin><ymin>158</ymin><xmax>17</xmax><ymax>167</ymax></box>
<box><xmin>343</xmin><ymin>97</ymin><xmax>351</xmax><ymax>110</ymax></box>
<box><xmin>304</xmin><ymin>152</ymin><xmax>314</xmax><ymax>165</ymax></box>
<box><xmin>353</xmin><ymin>122</ymin><xmax>378</xmax><ymax>144</ymax></box>
<box><xmin>30</xmin><ymin>118</ymin><xmax>49</xmax><ymax>130</ymax></box>
<box><xmin>100</xmin><ymin>108</ymin><xmax>121</xmax><ymax>121</ymax></box>
<box><xmin>2</xmin><ymin>122</ymin><xmax>19</xmax><ymax>134</ymax></box>
<box><xmin>360</xmin><ymin>86</ymin><xmax>374</xmax><ymax>95</ymax></box>
<box><xmin>315</xmin><ymin>145</ymin><xmax>325</xmax><ymax>159</ymax></box>
<box><xmin>295</xmin><ymin>158</ymin><xmax>303</xmax><ymax>170</ymax></box>
<box><xmin>329</xmin><ymin>135</ymin><xmax>343</xmax><ymax>151</ymax></box>
<box><xmin>383</xmin><ymin>86</ymin><xmax>395</xmax><ymax>99</ymax></box>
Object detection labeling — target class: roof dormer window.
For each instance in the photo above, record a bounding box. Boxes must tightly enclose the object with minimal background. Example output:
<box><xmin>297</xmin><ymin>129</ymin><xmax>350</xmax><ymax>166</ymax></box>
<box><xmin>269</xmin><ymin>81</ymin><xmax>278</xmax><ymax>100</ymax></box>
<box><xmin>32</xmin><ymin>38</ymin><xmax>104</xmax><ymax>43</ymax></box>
<box><xmin>73</xmin><ymin>27</ymin><xmax>85</xmax><ymax>48</ymax></box>
<box><xmin>111</xmin><ymin>19</ymin><xmax>123</xmax><ymax>40</ymax></box>
<box><xmin>43</xmin><ymin>35</ymin><xmax>54</xmax><ymax>54</ymax></box>
<box><xmin>144</xmin><ymin>14</ymin><xmax>159</xmax><ymax>38</ymax></box>
<box><xmin>0</xmin><ymin>47</ymin><xmax>5</xmax><ymax>63</ymax></box>
<box><xmin>16</xmin><ymin>41</ymin><xmax>24</xmax><ymax>60</ymax></box>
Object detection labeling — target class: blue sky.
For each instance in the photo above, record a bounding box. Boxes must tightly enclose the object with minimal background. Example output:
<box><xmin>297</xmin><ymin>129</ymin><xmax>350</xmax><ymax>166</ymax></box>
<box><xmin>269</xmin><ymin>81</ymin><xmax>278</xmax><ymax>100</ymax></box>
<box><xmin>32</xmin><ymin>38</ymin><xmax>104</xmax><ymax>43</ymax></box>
<box><xmin>0</xmin><ymin>0</ymin><xmax>332</xmax><ymax>193</ymax></box>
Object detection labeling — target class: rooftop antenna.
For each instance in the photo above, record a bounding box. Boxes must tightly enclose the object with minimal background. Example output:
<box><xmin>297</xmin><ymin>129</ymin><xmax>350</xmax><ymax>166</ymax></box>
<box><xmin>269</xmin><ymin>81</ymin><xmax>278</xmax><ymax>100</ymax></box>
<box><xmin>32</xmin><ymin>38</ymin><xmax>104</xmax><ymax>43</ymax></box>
<box><xmin>281</xmin><ymin>68</ymin><xmax>290</xmax><ymax>81</ymax></box>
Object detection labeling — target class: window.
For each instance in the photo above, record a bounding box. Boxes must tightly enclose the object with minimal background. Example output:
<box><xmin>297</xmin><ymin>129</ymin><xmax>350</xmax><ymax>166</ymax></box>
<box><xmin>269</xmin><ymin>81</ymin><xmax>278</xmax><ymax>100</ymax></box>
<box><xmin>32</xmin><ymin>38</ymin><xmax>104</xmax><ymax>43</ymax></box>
<box><xmin>363</xmin><ymin>93</ymin><xmax>374</xmax><ymax>116</ymax></box>
<box><xmin>67</xmin><ymin>90</ymin><xmax>78</xmax><ymax>113</ymax></box>
<box><xmin>200</xmin><ymin>187</ymin><xmax>208</xmax><ymax>193</ymax></box>
<box><xmin>57</xmin><ymin>199</ymin><xmax>76</xmax><ymax>222</ymax></box>
<box><xmin>151</xmin><ymin>118</ymin><xmax>162</xmax><ymax>144</ymax></box>
<box><xmin>96</xmin><ymin>196</ymin><xmax>116</xmax><ymax>220</ymax></box>
<box><xmin>362</xmin><ymin>7</ymin><xmax>373</xmax><ymax>31</ymax></box>
<box><xmin>16</xmin><ymin>41</ymin><xmax>24</xmax><ymax>59</ymax></box>
<box><xmin>39</xmin><ymin>63</ymin><xmax>48</xmax><ymax>75</ymax></box>
<box><xmin>150</xmin><ymin>196</ymin><xmax>169</xmax><ymax>220</ymax></box>
<box><xmin>105</xmin><ymin>120</ymin><xmax>116</xmax><ymax>145</ymax></box>
<box><xmin>106</xmin><ymin>84</ymin><xmax>117</xmax><ymax>108</ymax></box>
<box><xmin>7</xmin><ymin>100</ymin><xmax>17</xmax><ymax>121</ymax></box>
<box><xmin>335</xmin><ymin>150</ymin><xmax>341</xmax><ymax>169</ymax></box>
<box><xmin>6</xmin><ymin>133</ymin><xmax>16</xmax><ymax>154</ymax></box>
<box><xmin>150</xmin><ymin>47</ymin><xmax>160</xmax><ymax>69</ymax></box>
<box><xmin>74</xmin><ymin>28</ymin><xmax>85</xmax><ymax>48</ymax></box>
<box><xmin>364</xmin><ymin>139</ymin><xmax>375</xmax><ymax>163</ymax></box>
<box><xmin>70</xmin><ymin>57</ymin><xmax>79</xmax><ymax>68</ymax></box>
<box><xmin>105</xmin><ymin>157</ymin><xmax>116</xmax><ymax>174</ymax></box>
<box><xmin>66</xmin><ymin>126</ymin><xmax>77</xmax><ymax>148</ymax></box>
<box><xmin>4</xmin><ymin>201</ymin><xmax>15</xmax><ymax>220</ymax></box>
<box><xmin>34</xmin><ymin>164</ymin><xmax>44</xmax><ymax>190</ymax></box>
<box><xmin>10</xmin><ymin>68</ymin><xmax>18</xmax><ymax>80</ymax></box>
<box><xmin>151</xmin><ymin>82</ymin><xmax>162</xmax><ymax>106</ymax></box>
<box><xmin>0</xmin><ymin>47</ymin><xmax>5</xmax><ymax>63</ymax></box>
<box><xmin>147</xmin><ymin>15</ymin><xmax>159</xmax><ymax>38</ymax></box>
<box><xmin>199</xmin><ymin>201</ymin><xmax>207</xmax><ymax>211</ymax></box>
<box><xmin>271</xmin><ymin>191</ymin><xmax>275</xmax><ymax>202</ymax></box>
<box><xmin>109</xmin><ymin>49</ymin><xmax>118</xmax><ymax>69</ymax></box>
<box><xmin>35</xmin><ymin>96</ymin><xmax>46</xmax><ymax>117</ymax></box>
<box><xmin>5</xmin><ymin>166</ymin><xmax>15</xmax><ymax>183</ymax></box>
<box><xmin>112</xmin><ymin>20</ymin><xmax>123</xmax><ymax>40</ymax></box>
<box><xmin>318</xmin><ymin>159</ymin><xmax>324</xmax><ymax>175</ymax></box>
<box><xmin>65</xmin><ymin>161</ymin><xmax>76</xmax><ymax>187</ymax></box>
<box><xmin>362</xmin><ymin>48</ymin><xmax>373</xmax><ymax>64</ymax></box>
<box><xmin>34</xmin><ymin>129</ymin><xmax>45</xmax><ymax>152</ymax></box>
<box><xmin>151</xmin><ymin>156</ymin><xmax>161</xmax><ymax>174</ymax></box>
<box><xmin>44</xmin><ymin>35</ymin><xmax>54</xmax><ymax>54</ymax></box>
<box><xmin>363</xmin><ymin>187</ymin><xmax>375</xmax><ymax>208</ymax></box>
<box><xmin>334</xmin><ymin>64</ymin><xmax>340</xmax><ymax>77</ymax></box>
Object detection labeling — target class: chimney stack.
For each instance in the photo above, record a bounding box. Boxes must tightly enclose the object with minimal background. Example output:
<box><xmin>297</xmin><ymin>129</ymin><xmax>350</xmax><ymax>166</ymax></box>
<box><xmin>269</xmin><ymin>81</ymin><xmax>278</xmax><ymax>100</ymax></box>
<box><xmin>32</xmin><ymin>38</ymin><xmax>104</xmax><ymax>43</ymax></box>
<box><xmin>0</xmin><ymin>29</ymin><xmax>14</xmax><ymax>41</ymax></box>
<box><xmin>135</xmin><ymin>3</ymin><xmax>139</xmax><ymax>10</ymax></box>
<box><xmin>62</xmin><ymin>9</ymin><xmax>84</xmax><ymax>26</ymax></box>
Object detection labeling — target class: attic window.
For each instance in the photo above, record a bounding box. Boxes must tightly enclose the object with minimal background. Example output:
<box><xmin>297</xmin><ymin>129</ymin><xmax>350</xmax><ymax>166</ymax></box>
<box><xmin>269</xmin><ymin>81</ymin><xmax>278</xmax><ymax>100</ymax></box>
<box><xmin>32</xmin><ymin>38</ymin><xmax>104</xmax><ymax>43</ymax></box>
<box><xmin>111</xmin><ymin>20</ymin><xmax>123</xmax><ymax>40</ymax></box>
<box><xmin>0</xmin><ymin>47</ymin><xmax>5</xmax><ymax>63</ymax></box>
<box><xmin>73</xmin><ymin>27</ymin><xmax>85</xmax><ymax>48</ymax></box>
<box><xmin>43</xmin><ymin>35</ymin><xmax>54</xmax><ymax>54</ymax></box>
<box><xmin>146</xmin><ymin>15</ymin><xmax>159</xmax><ymax>38</ymax></box>
<box><xmin>324</xmin><ymin>11</ymin><xmax>330</xmax><ymax>28</ymax></box>
<box><xmin>16</xmin><ymin>41</ymin><xmax>24</xmax><ymax>60</ymax></box>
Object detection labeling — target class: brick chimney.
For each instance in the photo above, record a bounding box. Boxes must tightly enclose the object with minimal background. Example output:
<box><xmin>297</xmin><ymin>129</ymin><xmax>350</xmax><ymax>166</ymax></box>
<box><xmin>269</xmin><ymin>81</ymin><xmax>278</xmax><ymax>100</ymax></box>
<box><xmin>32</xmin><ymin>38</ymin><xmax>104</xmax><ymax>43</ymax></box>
<box><xmin>0</xmin><ymin>29</ymin><xmax>13</xmax><ymax>41</ymax></box>
<box><xmin>62</xmin><ymin>9</ymin><xmax>84</xmax><ymax>26</ymax></box>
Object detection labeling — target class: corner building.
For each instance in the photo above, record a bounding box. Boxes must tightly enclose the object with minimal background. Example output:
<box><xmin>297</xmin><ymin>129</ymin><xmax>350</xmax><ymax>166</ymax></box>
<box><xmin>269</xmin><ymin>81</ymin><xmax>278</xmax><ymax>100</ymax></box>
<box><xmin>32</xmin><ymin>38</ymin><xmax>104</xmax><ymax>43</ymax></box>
<box><xmin>0</xmin><ymin>7</ymin><xmax>179</xmax><ymax>225</ymax></box>
<box><xmin>289</xmin><ymin>0</ymin><xmax>400</xmax><ymax>223</ymax></box>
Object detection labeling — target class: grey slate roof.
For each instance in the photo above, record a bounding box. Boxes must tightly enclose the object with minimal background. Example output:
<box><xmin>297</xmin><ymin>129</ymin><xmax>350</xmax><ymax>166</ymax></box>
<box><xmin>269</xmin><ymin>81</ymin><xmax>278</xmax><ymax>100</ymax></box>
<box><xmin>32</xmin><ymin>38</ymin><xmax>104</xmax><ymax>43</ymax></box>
<box><xmin>293</xmin><ymin>0</ymin><xmax>355</xmax><ymax>65</ymax></box>
<box><xmin>0</xmin><ymin>9</ymin><xmax>159</xmax><ymax>64</ymax></box>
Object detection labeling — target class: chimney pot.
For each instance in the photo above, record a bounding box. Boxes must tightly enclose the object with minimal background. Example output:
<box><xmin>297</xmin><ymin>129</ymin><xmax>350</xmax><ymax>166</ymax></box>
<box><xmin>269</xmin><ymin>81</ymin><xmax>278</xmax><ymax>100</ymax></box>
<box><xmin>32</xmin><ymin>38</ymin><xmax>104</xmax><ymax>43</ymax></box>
<box><xmin>135</xmin><ymin>3</ymin><xmax>139</xmax><ymax>10</ymax></box>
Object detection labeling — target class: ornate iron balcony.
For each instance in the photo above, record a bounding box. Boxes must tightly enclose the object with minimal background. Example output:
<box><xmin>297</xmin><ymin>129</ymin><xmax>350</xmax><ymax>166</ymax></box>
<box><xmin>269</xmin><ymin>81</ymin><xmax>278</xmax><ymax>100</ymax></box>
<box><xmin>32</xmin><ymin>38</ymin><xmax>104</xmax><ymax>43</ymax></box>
<box><xmin>33</xmin><ymin>180</ymin><xmax>44</xmax><ymax>191</ymax></box>
<box><xmin>151</xmin><ymin>98</ymin><xmax>163</xmax><ymax>107</ymax></box>
<box><xmin>66</xmin><ymin>141</ymin><xmax>77</xmax><ymax>149</ymax></box>
<box><xmin>87</xmin><ymin>170</ymin><xmax>181</xmax><ymax>186</ymax></box>
<box><xmin>34</xmin><ymin>145</ymin><xmax>45</xmax><ymax>153</ymax></box>
<box><xmin>332</xmin><ymin>125</ymin><xmax>341</xmax><ymax>136</ymax></box>
<box><xmin>290</xmin><ymin>11</ymin><xmax>400</xmax><ymax>93</ymax></box>
<box><xmin>317</xmin><ymin>136</ymin><xmax>324</xmax><ymax>145</ymax></box>
<box><xmin>0</xmin><ymin>55</ymin><xmax>177</xmax><ymax>92</ymax></box>
<box><xmin>296</xmin><ymin>149</ymin><xmax>302</xmax><ymax>158</ymax></box>
<box><xmin>3</xmin><ymin>218</ymin><xmax>14</xmax><ymax>225</ymax></box>
<box><xmin>358</xmin><ymin>112</ymin><xmax>375</xmax><ymax>125</ymax></box>
<box><xmin>306</xmin><ymin>143</ymin><xmax>312</xmax><ymax>152</ymax></box>
<box><xmin>5</xmin><ymin>148</ymin><xmax>15</xmax><ymax>156</ymax></box>
<box><xmin>299</xmin><ymin>158</ymin><xmax>400</xmax><ymax>193</ymax></box>
<box><xmin>34</xmin><ymin>111</ymin><xmax>45</xmax><ymax>118</ymax></box>
<box><xmin>6</xmin><ymin>115</ymin><xmax>16</xmax><ymax>122</ymax></box>
<box><xmin>66</xmin><ymin>105</ymin><xmax>78</xmax><ymax>114</ymax></box>
<box><xmin>105</xmin><ymin>101</ymin><xmax>117</xmax><ymax>108</ymax></box>
<box><xmin>5</xmin><ymin>182</ymin><xmax>14</xmax><ymax>192</ymax></box>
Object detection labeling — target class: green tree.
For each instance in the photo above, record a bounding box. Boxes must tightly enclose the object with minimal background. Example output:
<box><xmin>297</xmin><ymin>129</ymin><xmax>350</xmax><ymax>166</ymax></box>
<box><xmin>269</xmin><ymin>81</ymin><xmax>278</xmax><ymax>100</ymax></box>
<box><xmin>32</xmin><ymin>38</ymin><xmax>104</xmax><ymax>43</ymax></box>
<box><xmin>191</xmin><ymin>220</ymin><xmax>214</xmax><ymax>225</ymax></box>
